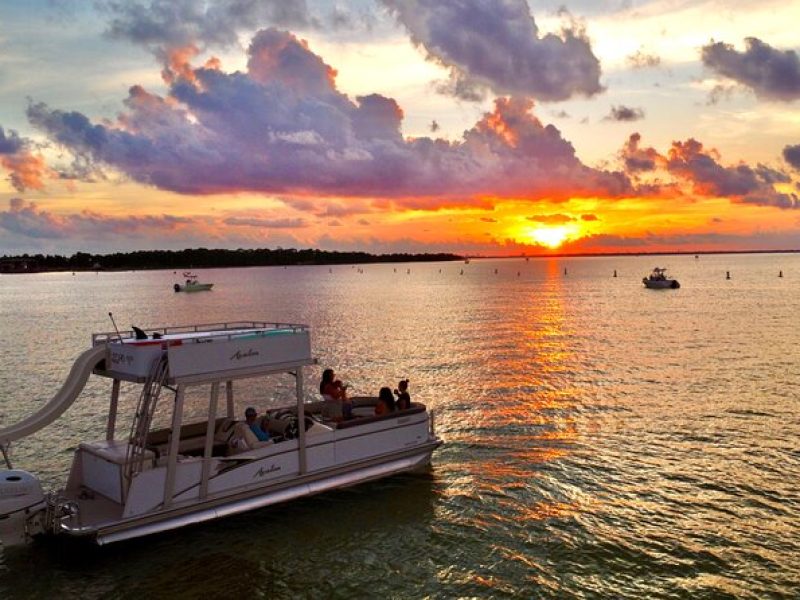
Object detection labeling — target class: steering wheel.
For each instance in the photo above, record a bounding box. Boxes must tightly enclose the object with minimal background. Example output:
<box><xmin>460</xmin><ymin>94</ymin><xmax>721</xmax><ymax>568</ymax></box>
<box><xmin>283</xmin><ymin>416</ymin><xmax>315</xmax><ymax>439</ymax></box>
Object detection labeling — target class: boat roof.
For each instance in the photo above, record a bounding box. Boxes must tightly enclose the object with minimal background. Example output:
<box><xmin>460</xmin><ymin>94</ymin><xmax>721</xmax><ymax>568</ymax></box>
<box><xmin>92</xmin><ymin>321</ymin><xmax>315</xmax><ymax>384</ymax></box>
<box><xmin>92</xmin><ymin>321</ymin><xmax>308</xmax><ymax>346</ymax></box>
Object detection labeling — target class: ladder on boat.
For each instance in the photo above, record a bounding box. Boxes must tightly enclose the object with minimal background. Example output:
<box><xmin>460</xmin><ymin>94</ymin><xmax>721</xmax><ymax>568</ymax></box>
<box><xmin>124</xmin><ymin>355</ymin><xmax>169</xmax><ymax>485</ymax></box>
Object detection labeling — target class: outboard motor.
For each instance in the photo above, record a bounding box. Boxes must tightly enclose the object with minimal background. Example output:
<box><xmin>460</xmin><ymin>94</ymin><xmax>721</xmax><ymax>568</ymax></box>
<box><xmin>173</xmin><ymin>283</ymin><xmax>181</xmax><ymax>292</ymax></box>
<box><xmin>0</xmin><ymin>470</ymin><xmax>47</xmax><ymax>547</ymax></box>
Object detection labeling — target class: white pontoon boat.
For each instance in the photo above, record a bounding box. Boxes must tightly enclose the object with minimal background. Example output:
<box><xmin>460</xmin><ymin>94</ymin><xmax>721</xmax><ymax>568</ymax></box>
<box><xmin>0</xmin><ymin>321</ymin><xmax>441</xmax><ymax>547</ymax></box>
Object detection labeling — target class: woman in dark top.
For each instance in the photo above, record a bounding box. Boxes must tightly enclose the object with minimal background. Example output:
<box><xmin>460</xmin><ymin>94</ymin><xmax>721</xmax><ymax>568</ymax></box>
<box><xmin>375</xmin><ymin>386</ymin><xmax>396</xmax><ymax>416</ymax></box>
<box><xmin>394</xmin><ymin>379</ymin><xmax>410</xmax><ymax>410</ymax></box>
<box><xmin>320</xmin><ymin>368</ymin><xmax>347</xmax><ymax>400</ymax></box>
<box><xmin>320</xmin><ymin>368</ymin><xmax>351</xmax><ymax>420</ymax></box>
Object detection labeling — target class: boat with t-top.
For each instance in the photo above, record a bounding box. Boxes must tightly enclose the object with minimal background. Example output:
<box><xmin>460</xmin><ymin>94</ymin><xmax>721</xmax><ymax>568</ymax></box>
<box><xmin>0</xmin><ymin>320</ymin><xmax>441</xmax><ymax>547</ymax></box>
<box><xmin>174</xmin><ymin>272</ymin><xmax>213</xmax><ymax>292</ymax></box>
<box><xmin>642</xmin><ymin>267</ymin><xmax>680</xmax><ymax>289</ymax></box>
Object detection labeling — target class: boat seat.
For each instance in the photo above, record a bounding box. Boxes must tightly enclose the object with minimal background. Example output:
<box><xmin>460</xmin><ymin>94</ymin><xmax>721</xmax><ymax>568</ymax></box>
<box><xmin>335</xmin><ymin>403</ymin><xmax>426</xmax><ymax>429</ymax></box>
<box><xmin>227</xmin><ymin>422</ymin><xmax>273</xmax><ymax>455</ymax></box>
<box><xmin>146</xmin><ymin>418</ymin><xmax>235</xmax><ymax>457</ymax></box>
<box><xmin>79</xmin><ymin>440</ymin><xmax>155</xmax><ymax>466</ymax></box>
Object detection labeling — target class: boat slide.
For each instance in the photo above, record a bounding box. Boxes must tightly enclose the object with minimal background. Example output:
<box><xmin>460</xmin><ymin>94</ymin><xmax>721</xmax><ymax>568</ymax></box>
<box><xmin>0</xmin><ymin>345</ymin><xmax>106</xmax><ymax>446</ymax></box>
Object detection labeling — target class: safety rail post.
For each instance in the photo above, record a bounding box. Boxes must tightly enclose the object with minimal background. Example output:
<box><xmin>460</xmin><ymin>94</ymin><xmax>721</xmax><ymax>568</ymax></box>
<box><xmin>162</xmin><ymin>385</ymin><xmax>185</xmax><ymax>509</ymax></box>
<box><xmin>106</xmin><ymin>379</ymin><xmax>120</xmax><ymax>441</ymax></box>
<box><xmin>296</xmin><ymin>367</ymin><xmax>307</xmax><ymax>474</ymax></box>
<box><xmin>200</xmin><ymin>382</ymin><xmax>219</xmax><ymax>499</ymax></box>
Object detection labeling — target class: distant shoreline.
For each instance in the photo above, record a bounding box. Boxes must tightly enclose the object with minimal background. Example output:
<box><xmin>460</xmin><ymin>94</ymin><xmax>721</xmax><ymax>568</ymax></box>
<box><xmin>0</xmin><ymin>248</ymin><xmax>463</xmax><ymax>274</ymax></box>
<box><xmin>1</xmin><ymin>247</ymin><xmax>798</xmax><ymax>274</ymax></box>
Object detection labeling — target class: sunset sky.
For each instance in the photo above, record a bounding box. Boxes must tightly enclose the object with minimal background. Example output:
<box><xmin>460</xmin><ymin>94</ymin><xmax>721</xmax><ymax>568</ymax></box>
<box><xmin>1</xmin><ymin>0</ymin><xmax>799</xmax><ymax>256</ymax></box>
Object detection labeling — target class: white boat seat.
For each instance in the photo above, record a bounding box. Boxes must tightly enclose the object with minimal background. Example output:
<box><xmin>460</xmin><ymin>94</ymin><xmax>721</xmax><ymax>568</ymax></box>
<box><xmin>79</xmin><ymin>440</ymin><xmax>154</xmax><ymax>466</ymax></box>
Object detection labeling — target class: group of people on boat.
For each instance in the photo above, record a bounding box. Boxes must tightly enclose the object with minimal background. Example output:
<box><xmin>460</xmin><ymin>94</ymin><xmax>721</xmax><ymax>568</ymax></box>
<box><xmin>320</xmin><ymin>368</ymin><xmax>410</xmax><ymax>421</ymax></box>
<box><xmin>234</xmin><ymin>370</ymin><xmax>412</xmax><ymax>444</ymax></box>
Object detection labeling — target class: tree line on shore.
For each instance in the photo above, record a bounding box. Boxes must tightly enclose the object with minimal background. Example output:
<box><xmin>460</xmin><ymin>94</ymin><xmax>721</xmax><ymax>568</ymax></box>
<box><xmin>0</xmin><ymin>248</ymin><xmax>463</xmax><ymax>272</ymax></box>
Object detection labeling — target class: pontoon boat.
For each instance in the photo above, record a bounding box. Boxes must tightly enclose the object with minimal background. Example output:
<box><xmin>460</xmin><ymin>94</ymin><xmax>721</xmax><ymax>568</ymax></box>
<box><xmin>0</xmin><ymin>321</ymin><xmax>441</xmax><ymax>547</ymax></box>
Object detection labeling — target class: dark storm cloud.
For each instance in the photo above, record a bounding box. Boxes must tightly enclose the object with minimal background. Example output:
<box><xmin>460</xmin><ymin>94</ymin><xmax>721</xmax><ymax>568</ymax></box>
<box><xmin>701</xmin><ymin>37</ymin><xmax>800</xmax><ymax>101</ymax></box>
<box><xmin>381</xmin><ymin>0</ymin><xmax>603</xmax><ymax>101</ymax></box>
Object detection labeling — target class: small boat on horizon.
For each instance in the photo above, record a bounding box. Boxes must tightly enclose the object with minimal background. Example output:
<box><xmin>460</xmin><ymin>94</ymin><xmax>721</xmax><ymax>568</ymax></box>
<box><xmin>174</xmin><ymin>272</ymin><xmax>213</xmax><ymax>292</ymax></box>
<box><xmin>643</xmin><ymin>267</ymin><xmax>680</xmax><ymax>289</ymax></box>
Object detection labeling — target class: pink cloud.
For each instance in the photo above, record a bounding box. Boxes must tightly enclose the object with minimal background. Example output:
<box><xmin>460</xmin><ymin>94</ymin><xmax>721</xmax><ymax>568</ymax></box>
<box><xmin>25</xmin><ymin>28</ymin><xmax>630</xmax><ymax>209</ymax></box>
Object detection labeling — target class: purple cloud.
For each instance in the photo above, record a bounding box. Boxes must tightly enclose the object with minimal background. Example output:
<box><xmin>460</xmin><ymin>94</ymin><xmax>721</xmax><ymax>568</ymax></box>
<box><xmin>604</xmin><ymin>105</ymin><xmax>645</xmax><ymax>122</ymax></box>
<box><xmin>382</xmin><ymin>0</ymin><xmax>602</xmax><ymax>102</ymax></box>
<box><xmin>0</xmin><ymin>198</ymin><xmax>193</xmax><ymax>240</ymax></box>
<box><xmin>784</xmin><ymin>144</ymin><xmax>800</xmax><ymax>170</ymax></box>
<box><xmin>101</xmin><ymin>0</ymin><xmax>313</xmax><ymax>50</ymax></box>
<box><xmin>0</xmin><ymin>126</ymin><xmax>26</xmax><ymax>155</ymax></box>
<box><xmin>223</xmin><ymin>217</ymin><xmax>308</xmax><ymax>229</ymax></box>
<box><xmin>701</xmin><ymin>37</ymin><xmax>800</xmax><ymax>101</ymax></box>
<box><xmin>620</xmin><ymin>133</ymin><xmax>659</xmax><ymax>172</ymax></box>
<box><xmin>25</xmin><ymin>29</ymin><xmax>630</xmax><ymax>208</ymax></box>
<box><xmin>667</xmin><ymin>138</ymin><xmax>796</xmax><ymax>208</ymax></box>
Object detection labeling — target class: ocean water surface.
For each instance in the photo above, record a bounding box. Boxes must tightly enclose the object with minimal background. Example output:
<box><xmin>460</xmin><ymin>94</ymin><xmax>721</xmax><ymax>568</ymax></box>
<box><xmin>0</xmin><ymin>253</ymin><xmax>798</xmax><ymax>598</ymax></box>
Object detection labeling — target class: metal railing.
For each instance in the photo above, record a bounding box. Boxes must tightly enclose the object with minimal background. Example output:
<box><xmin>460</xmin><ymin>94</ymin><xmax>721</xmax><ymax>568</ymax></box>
<box><xmin>92</xmin><ymin>320</ymin><xmax>309</xmax><ymax>346</ymax></box>
<box><xmin>124</xmin><ymin>355</ymin><xmax>169</xmax><ymax>485</ymax></box>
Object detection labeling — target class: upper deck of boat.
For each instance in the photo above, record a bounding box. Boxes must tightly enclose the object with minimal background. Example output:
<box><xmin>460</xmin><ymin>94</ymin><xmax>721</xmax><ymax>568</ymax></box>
<box><xmin>93</xmin><ymin>321</ymin><xmax>309</xmax><ymax>346</ymax></box>
<box><xmin>91</xmin><ymin>321</ymin><xmax>315</xmax><ymax>384</ymax></box>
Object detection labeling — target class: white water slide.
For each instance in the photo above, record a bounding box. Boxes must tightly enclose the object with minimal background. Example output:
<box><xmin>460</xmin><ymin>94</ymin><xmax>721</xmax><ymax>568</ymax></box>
<box><xmin>0</xmin><ymin>345</ymin><xmax>107</xmax><ymax>446</ymax></box>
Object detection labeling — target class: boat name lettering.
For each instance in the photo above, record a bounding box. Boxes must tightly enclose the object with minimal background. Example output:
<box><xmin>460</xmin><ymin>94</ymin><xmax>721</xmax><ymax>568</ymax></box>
<box><xmin>110</xmin><ymin>352</ymin><xmax>134</xmax><ymax>366</ymax></box>
<box><xmin>230</xmin><ymin>348</ymin><xmax>259</xmax><ymax>361</ymax></box>
<box><xmin>253</xmin><ymin>464</ymin><xmax>280</xmax><ymax>478</ymax></box>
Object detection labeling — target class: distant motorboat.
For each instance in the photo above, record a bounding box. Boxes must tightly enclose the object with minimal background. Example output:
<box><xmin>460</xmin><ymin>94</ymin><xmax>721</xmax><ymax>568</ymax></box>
<box><xmin>174</xmin><ymin>272</ymin><xmax>213</xmax><ymax>292</ymax></box>
<box><xmin>643</xmin><ymin>267</ymin><xmax>680</xmax><ymax>289</ymax></box>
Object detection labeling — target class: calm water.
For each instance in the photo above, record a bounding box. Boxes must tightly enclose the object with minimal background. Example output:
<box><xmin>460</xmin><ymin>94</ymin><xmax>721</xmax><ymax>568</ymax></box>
<box><xmin>1</xmin><ymin>254</ymin><xmax>799</xmax><ymax>599</ymax></box>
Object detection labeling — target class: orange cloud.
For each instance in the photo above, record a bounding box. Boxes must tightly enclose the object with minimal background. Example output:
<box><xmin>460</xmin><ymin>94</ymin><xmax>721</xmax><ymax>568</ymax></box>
<box><xmin>1</xmin><ymin>152</ymin><xmax>50</xmax><ymax>192</ymax></box>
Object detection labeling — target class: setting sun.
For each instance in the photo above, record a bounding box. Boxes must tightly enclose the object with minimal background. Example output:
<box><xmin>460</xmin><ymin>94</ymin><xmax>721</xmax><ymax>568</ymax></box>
<box><xmin>527</xmin><ymin>226</ymin><xmax>572</xmax><ymax>249</ymax></box>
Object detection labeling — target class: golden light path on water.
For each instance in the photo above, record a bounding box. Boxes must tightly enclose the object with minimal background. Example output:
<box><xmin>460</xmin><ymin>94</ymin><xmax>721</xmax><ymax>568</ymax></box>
<box><xmin>0</xmin><ymin>253</ymin><xmax>799</xmax><ymax>597</ymax></box>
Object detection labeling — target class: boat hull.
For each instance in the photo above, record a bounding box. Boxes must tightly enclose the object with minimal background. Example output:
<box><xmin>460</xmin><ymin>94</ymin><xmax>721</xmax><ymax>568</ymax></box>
<box><xmin>643</xmin><ymin>278</ymin><xmax>680</xmax><ymax>289</ymax></box>
<box><xmin>61</xmin><ymin>441</ymin><xmax>440</xmax><ymax>545</ymax></box>
<box><xmin>174</xmin><ymin>283</ymin><xmax>213</xmax><ymax>292</ymax></box>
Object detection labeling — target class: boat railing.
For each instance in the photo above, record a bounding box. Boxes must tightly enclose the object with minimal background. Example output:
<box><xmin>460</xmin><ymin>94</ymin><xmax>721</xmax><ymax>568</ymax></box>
<box><xmin>92</xmin><ymin>321</ymin><xmax>309</xmax><ymax>345</ymax></box>
<box><xmin>124</xmin><ymin>355</ymin><xmax>170</xmax><ymax>485</ymax></box>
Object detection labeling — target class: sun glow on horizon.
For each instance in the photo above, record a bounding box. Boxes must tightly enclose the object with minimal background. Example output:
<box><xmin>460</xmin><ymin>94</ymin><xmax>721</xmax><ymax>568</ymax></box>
<box><xmin>524</xmin><ymin>225</ymin><xmax>575</xmax><ymax>249</ymax></box>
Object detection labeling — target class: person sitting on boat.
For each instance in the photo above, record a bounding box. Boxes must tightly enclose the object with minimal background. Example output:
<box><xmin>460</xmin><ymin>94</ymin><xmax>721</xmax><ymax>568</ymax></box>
<box><xmin>244</xmin><ymin>406</ymin><xmax>270</xmax><ymax>442</ymax></box>
<box><xmin>394</xmin><ymin>379</ymin><xmax>411</xmax><ymax>410</ymax></box>
<box><xmin>375</xmin><ymin>387</ymin><xmax>397</xmax><ymax>416</ymax></box>
<box><xmin>320</xmin><ymin>368</ymin><xmax>352</xmax><ymax>421</ymax></box>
